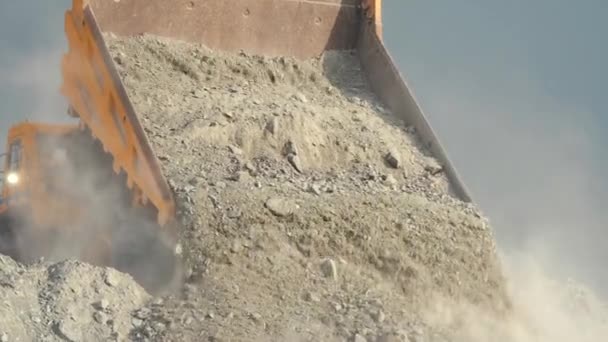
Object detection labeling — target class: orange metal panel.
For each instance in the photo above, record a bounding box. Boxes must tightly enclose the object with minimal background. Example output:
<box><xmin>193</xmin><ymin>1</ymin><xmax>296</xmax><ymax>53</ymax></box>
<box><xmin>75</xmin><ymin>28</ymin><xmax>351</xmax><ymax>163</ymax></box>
<box><xmin>362</xmin><ymin>0</ymin><xmax>382</xmax><ymax>38</ymax></box>
<box><xmin>87</xmin><ymin>0</ymin><xmax>361</xmax><ymax>59</ymax></box>
<box><xmin>61</xmin><ymin>0</ymin><xmax>176</xmax><ymax>229</ymax></box>
<box><xmin>1</xmin><ymin>122</ymin><xmax>84</xmax><ymax>227</ymax></box>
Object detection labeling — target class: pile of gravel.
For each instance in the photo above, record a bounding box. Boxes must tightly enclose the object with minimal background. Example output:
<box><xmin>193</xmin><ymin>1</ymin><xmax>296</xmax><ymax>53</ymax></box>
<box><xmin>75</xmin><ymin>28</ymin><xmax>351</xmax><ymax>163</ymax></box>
<box><xmin>0</xmin><ymin>255</ymin><xmax>149</xmax><ymax>342</ymax></box>
<box><xmin>102</xmin><ymin>33</ymin><xmax>512</xmax><ymax>341</ymax></box>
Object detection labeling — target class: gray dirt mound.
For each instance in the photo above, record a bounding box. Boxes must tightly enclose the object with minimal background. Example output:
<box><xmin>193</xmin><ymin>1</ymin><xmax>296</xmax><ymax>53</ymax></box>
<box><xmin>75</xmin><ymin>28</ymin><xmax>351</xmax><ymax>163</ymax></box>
<box><xmin>102</xmin><ymin>33</ymin><xmax>512</xmax><ymax>341</ymax></box>
<box><xmin>0</xmin><ymin>255</ymin><xmax>150</xmax><ymax>342</ymax></box>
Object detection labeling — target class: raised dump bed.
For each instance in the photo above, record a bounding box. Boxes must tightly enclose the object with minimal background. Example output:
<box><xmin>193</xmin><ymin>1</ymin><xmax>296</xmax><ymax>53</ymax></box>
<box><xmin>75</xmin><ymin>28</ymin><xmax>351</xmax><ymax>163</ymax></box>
<box><xmin>53</xmin><ymin>2</ymin><xmax>516</xmax><ymax>340</ymax></box>
<box><xmin>60</xmin><ymin>0</ymin><xmax>473</xmax><ymax>237</ymax></box>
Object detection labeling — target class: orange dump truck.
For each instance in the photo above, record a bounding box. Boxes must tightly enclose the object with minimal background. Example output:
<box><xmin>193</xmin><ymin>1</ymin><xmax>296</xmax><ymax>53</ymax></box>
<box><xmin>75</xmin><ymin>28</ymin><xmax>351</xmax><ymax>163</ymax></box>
<box><xmin>0</xmin><ymin>121</ymin><xmax>177</xmax><ymax>293</ymax></box>
<box><xmin>0</xmin><ymin>122</ymin><xmax>85</xmax><ymax>261</ymax></box>
<box><xmin>0</xmin><ymin>0</ymin><xmax>471</xmax><ymax>293</ymax></box>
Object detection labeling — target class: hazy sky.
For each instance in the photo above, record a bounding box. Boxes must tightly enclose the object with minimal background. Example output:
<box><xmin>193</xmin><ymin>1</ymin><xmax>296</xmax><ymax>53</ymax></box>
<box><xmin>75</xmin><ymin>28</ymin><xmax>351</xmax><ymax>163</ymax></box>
<box><xmin>382</xmin><ymin>0</ymin><xmax>608</xmax><ymax>294</ymax></box>
<box><xmin>1</xmin><ymin>1</ymin><xmax>607</xmax><ymax>295</ymax></box>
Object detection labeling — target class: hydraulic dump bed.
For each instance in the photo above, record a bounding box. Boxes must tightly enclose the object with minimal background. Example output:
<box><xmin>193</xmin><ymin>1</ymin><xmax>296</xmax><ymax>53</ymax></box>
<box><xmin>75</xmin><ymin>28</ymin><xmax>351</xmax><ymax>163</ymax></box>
<box><xmin>60</xmin><ymin>0</ymin><xmax>472</xmax><ymax>239</ymax></box>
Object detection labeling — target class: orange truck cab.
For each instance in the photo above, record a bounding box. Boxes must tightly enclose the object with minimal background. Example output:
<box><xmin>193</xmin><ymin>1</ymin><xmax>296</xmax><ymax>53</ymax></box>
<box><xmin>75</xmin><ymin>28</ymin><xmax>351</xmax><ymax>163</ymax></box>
<box><xmin>0</xmin><ymin>121</ymin><xmax>110</xmax><ymax>263</ymax></box>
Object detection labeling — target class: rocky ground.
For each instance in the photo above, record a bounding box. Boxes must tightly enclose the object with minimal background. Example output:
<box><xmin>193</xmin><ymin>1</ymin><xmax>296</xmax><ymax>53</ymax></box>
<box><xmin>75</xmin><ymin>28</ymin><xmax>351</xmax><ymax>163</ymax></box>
<box><xmin>2</xmin><ymin>32</ymin><xmax>604</xmax><ymax>342</ymax></box>
<box><xmin>0</xmin><ymin>255</ymin><xmax>149</xmax><ymax>341</ymax></box>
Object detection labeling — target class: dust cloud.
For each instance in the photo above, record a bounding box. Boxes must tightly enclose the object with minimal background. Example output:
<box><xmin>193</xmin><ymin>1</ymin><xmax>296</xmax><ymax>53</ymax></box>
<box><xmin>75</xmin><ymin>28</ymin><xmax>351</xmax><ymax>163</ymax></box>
<box><xmin>4</xmin><ymin>129</ymin><xmax>181</xmax><ymax>296</ymax></box>
<box><xmin>386</xmin><ymin>42</ymin><xmax>608</xmax><ymax>342</ymax></box>
<box><xmin>0</xmin><ymin>0</ymin><xmax>73</xmax><ymax>143</ymax></box>
<box><xmin>417</xmin><ymin>252</ymin><xmax>608</xmax><ymax>341</ymax></box>
<box><xmin>0</xmin><ymin>47</ymin><xmax>71</xmax><ymax>124</ymax></box>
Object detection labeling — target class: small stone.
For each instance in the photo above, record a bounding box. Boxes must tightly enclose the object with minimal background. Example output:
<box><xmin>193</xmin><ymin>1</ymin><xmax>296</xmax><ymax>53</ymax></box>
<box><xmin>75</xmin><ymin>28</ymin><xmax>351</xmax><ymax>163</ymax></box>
<box><xmin>230</xmin><ymin>240</ymin><xmax>242</xmax><ymax>253</ymax></box>
<box><xmin>132</xmin><ymin>318</ymin><xmax>143</xmax><ymax>327</ymax></box>
<box><xmin>294</xmin><ymin>93</ymin><xmax>308</xmax><ymax>103</ymax></box>
<box><xmin>228</xmin><ymin>145</ymin><xmax>243</xmax><ymax>155</ymax></box>
<box><xmin>249</xmin><ymin>312</ymin><xmax>262</xmax><ymax>322</ymax></box>
<box><xmin>223</xmin><ymin>111</ymin><xmax>234</xmax><ymax>119</ymax></box>
<box><xmin>384</xmin><ymin>150</ymin><xmax>401</xmax><ymax>169</ymax></box>
<box><xmin>153</xmin><ymin>322</ymin><xmax>166</xmax><ymax>331</ymax></box>
<box><xmin>93</xmin><ymin>311</ymin><xmax>106</xmax><ymax>324</ymax></box>
<box><xmin>265</xmin><ymin>197</ymin><xmax>297</xmax><ymax>217</ymax></box>
<box><xmin>423</xmin><ymin>157</ymin><xmax>443</xmax><ymax>175</ymax></box>
<box><xmin>371</xmin><ymin>309</ymin><xmax>385</xmax><ymax>323</ymax></box>
<box><xmin>353</xmin><ymin>333</ymin><xmax>367</xmax><ymax>342</ymax></box>
<box><xmin>320</xmin><ymin>258</ymin><xmax>338</xmax><ymax>280</ymax></box>
<box><xmin>135</xmin><ymin>307</ymin><xmax>151</xmax><ymax>319</ymax></box>
<box><xmin>192</xmin><ymin>89</ymin><xmax>205</xmax><ymax>98</ymax></box>
<box><xmin>265</xmin><ymin>117</ymin><xmax>278</xmax><ymax>135</ymax></box>
<box><xmin>304</xmin><ymin>291</ymin><xmax>320</xmax><ymax>302</ymax></box>
<box><xmin>323</xmin><ymin>184</ymin><xmax>336</xmax><ymax>193</ymax></box>
<box><xmin>245</xmin><ymin>162</ymin><xmax>257</xmax><ymax>175</ymax></box>
<box><xmin>236</xmin><ymin>170</ymin><xmax>251</xmax><ymax>181</ymax></box>
<box><xmin>306</xmin><ymin>183</ymin><xmax>322</xmax><ymax>195</ymax></box>
<box><xmin>97</xmin><ymin>299</ymin><xmax>109</xmax><ymax>310</ymax></box>
<box><xmin>0</xmin><ymin>333</ymin><xmax>7</xmax><ymax>342</ymax></box>
<box><xmin>282</xmin><ymin>140</ymin><xmax>298</xmax><ymax>156</ymax></box>
<box><xmin>56</xmin><ymin>320</ymin><xmax>80</xmax><ymax>341</ymax></box>
<box><xmin>175</xmin><ymin>243</ymin><xmax>183</xmax><ymax>255</ymax></box>
<box><xmin>226</xmin><ymin>207</ymin><xmax>242</xmax><ymax>219</ymax></box>
<box><xmin>208</xmin><ymin>335</ymin><xmax>223</xmax><ymax>342</ymax></box>
<box><xmin>383</xmin><ymin>174</ymin><xmax>397</xmax><ymax>185</ymax></box>
<box><xmin>376</xmin><ymin>333</ymin><xmax>401</xmax><ymax>342</ymax></box>
<box><xmin>104</xmin><ymin>269</ymin><xmax>120</xmax><ymax>287</ymax></box>
<box><xmin>287</xmin><ymin>153</ymin><xmax>303</xmax><ymax>173</ymax></box>
<box><xmin>113</xmin><ymin>52</ymin><xmax>126</xmax><ymax>65</ymax></box>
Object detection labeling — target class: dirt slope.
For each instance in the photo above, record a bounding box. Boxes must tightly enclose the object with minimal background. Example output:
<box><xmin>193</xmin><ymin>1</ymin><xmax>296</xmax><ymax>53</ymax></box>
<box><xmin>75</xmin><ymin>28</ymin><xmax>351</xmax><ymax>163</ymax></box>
<box><xmin>103</xmin><ymin>33</ymin><xmax>511</xmax><ymax>341</ymax></box>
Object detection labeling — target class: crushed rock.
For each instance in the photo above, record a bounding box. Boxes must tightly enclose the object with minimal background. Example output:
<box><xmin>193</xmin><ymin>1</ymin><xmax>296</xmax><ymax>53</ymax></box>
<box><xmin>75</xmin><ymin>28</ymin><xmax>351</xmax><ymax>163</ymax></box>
<box><xmin>0</xmin><ymin>255</ymin><xmax>150</xmax><ymax>342</ymax></box>
<box><xmin>101</xmin><ymin>32</ymin><xmax>513</xmax><ymax>342</ymax></box>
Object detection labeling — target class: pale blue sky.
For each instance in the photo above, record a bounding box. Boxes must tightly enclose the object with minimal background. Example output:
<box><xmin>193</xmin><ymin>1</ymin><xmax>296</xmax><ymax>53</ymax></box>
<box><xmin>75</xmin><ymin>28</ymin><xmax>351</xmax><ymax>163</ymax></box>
<box><xmin>1</xmin><ymin>1</ymin><xmax>607</xmax><ymax>294</ymax></box>
<box><xmin>383</xmin><ymin>0</ymin><xmax>608</xmax><ymax>295</ymax></box>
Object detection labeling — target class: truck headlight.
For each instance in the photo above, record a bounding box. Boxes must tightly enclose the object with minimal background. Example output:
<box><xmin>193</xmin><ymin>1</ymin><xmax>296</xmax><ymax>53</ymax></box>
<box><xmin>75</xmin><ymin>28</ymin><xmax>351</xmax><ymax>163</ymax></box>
<box><xmin>6</xmin><ymin>172</ymin><xmax>19</xmax><ymax>185</ymax></box>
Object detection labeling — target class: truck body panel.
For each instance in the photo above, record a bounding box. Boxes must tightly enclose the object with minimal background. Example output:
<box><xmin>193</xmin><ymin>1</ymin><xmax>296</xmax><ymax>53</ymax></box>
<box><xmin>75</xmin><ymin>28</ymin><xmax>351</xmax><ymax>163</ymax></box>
<box><xmin>62</xmin><ymin>0</ymin><xmax>471</xmax><ymax>228</ymax></box>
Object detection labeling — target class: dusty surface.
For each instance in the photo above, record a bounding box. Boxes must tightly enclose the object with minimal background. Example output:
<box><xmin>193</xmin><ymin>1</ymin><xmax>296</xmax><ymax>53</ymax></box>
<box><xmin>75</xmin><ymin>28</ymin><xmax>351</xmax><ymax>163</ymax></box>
<box><xmin>0</xmin><ymin>255</ymin><xmax>149</xmax><ymax>342</ymax></box>
<box><xmin>105</xmin><ymin>33</ymin><xmax>510</xmax><ymax>341</ymax></box>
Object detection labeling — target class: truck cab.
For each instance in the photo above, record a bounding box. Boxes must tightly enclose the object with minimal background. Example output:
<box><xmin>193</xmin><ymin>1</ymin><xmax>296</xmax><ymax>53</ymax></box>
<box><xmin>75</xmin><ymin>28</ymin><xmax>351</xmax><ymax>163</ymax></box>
<box><xmin>0</xmin><ymin>121</ymin><xmax>84</xmax><ymax>260</ymax></box>
<box><xmin>0</xmin><ymin>130</ymin><xmax>26</xmax><ymax>258</ymax></box>
<box><xmin>0</xmin><ymin>136</ymin><xmax>25</xmax><ymax>213</ymax></box>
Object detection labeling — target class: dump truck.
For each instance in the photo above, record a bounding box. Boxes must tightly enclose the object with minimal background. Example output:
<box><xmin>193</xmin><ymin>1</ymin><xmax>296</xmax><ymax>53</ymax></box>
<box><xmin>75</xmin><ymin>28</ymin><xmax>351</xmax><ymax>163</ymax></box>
<box><xmin>0</xmin><ymin>122</ymin><xmax>96</xmax><ymax>263</ymax></box>
<box><xmin>0</xmin><ymin>0</ymin><xmax>473</xmax><ymax>293</ymax></box>
<box><xmin>0</xmin><ymin>121</ymin><xmax>179</xmax><ymax>293</ymax></box>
